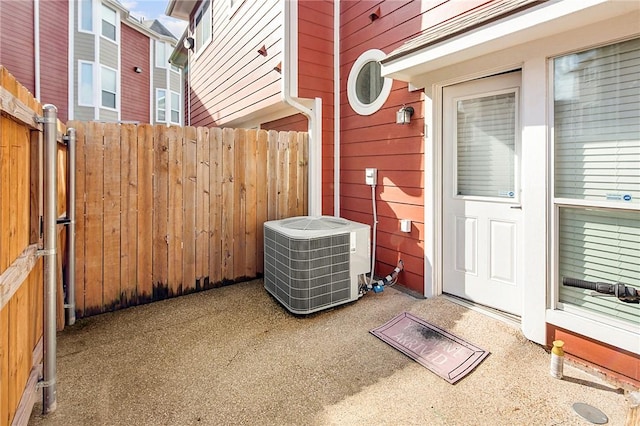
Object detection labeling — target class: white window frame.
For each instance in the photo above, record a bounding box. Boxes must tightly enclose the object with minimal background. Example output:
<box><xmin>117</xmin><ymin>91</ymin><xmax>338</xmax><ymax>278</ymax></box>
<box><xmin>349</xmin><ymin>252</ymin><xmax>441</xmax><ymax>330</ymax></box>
<box><xmin>347</xmin><ymin>49</ymin><xmax>393</xmax><ymax>116</ymax></box>
<box><xmin>193</xmin><ymin>0</ymin><xmax>212</xmax><ymax>57</ymax></box>
<box><xmin>100</xmin><ymin>65</ymin><xmax>118</xmax><ymax>110</ymax></box>
<box><xmin>101</xmin><ymin>4</ymin><xmax>118</xmax><ymax>43</ymax></box>
<box><xmin>78</xmin><ymin>61</ymin><xmax>95</xmax><ymax>107</ymax></box>
<box><xmin>170</xmin><ymin>91</ymin><xmax>181</xmax><ymax>125</ymax></box>
<box><xmin>156</xmin><ymin>88</ymin><xmax>167</xmax><ymax>123</ymax></box>
<box><xmin>78</xmin><ymin>0</ymin><xmax>94</xmax><ymax>33</ymax></box>
<box><xmin>547</xmin><ymin>36</ymin><xmax>640</xmax><ymax>354</ymax></box>
<box><xmin>156</xmin><ymin>41</ymin><xmax>168</xmax><ymax>69</ymax></box>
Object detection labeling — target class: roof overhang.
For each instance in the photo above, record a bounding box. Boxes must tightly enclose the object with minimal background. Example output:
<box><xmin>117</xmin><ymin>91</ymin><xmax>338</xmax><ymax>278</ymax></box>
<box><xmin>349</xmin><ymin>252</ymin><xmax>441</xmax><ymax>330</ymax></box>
<box><xmin>169</xmin><ymin>28</ymin><xmax>189</xmax><ymax>68</ymax></box>
<box><xmin>165</xmin><ymin>0</ymin><xmax>198</xmax><ymax>21</ymax></box>
<box><xmin>381</xmin><ymin>0</ymin><xmax>639</xmax><ymax>85</ymax></box>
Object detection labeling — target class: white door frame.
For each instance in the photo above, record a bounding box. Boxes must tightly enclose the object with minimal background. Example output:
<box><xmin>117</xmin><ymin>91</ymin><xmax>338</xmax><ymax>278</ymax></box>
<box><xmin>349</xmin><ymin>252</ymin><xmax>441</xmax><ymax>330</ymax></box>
<box><xmin>425</xmin><ymin>64</ymin><xmax>547</xmax><ymax>335</ymax></box>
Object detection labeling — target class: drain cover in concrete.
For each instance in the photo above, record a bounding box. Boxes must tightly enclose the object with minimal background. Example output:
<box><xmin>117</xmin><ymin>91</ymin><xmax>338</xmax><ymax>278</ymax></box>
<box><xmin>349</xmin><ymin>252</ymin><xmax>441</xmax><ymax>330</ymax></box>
<box><xmin>370</xmin><ymin>312</ymin><xmax>489</xmax><ymax>384</ymax></box>
<box><xmin>572</xmin><ymin>403</ymin><xmax>608</xmax><ymax>424</ymax></box>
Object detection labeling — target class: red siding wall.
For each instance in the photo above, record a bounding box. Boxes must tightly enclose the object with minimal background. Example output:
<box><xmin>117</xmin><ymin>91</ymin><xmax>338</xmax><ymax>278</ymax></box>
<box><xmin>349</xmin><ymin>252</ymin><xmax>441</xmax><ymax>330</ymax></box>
<box><xmin>547</xmin><ymin>324</ymin><xmax>640</xmax><ymax>388</ymax></box>
<box><xmin>339</xmin><ymin>1</ymin><xmax>426</xmax><ymax>293</ymax></box>
<box><xmin>262</xmin><ymin>113</ymin><xmax>308</xmax><ymax>132</ymax></box>
<box><xmin>39</xmin><ymin>0</ymin><xmax>69</xmax><ymax>122</ymax></box>
<box><xmin>0</xmin><ymin>1</ymin><xmax>35</xmax><ymax>94</ymax></box>
<box><xmin>121</xmin><ymin>24</ymin><xmax>151</xmax><ymax>123</ymax></box>
<box><xmin>339</xmin><ymin>0</ymin><xmax>494</xmax><ymax>293</ymax></box>
<box><xmin>298</xmin><ymin>0</ymin><xmax>335</xmax><ymax>216</ymax></box>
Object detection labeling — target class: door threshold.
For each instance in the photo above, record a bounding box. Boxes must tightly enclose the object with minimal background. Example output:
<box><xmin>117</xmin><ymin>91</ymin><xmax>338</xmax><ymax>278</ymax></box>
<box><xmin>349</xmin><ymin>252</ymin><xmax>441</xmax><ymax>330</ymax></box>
<box><xmin>442</xmin><ymin>294</ymin><xmax>521</xmax><ymax>329</ymax></box>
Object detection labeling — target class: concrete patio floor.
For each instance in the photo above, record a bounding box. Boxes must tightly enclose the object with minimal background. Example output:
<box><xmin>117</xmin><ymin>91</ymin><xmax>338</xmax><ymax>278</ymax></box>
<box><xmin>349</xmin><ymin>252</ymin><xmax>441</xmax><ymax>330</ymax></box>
<box><xmin>28</xmin><ymin>279</ymin><xmax>633</xmax><ymax>425</ymax></box>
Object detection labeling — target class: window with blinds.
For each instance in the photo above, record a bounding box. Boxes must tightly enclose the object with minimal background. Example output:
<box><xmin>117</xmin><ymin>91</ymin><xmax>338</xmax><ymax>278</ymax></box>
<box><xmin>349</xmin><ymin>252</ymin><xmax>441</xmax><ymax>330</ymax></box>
<box><xmin>554</xmin><ymin>37</ymin><xmax>640</xmax><ymax>327</ymax></box>
<box><xmin>456</xmin><ymin>92</ymin><xmax>516</xmax><ymax>198</ymax></box>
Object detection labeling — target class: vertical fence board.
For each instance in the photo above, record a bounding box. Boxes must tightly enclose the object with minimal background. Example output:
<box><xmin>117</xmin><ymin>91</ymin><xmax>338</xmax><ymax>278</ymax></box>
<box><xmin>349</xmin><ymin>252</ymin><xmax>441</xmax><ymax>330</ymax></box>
<box><xmin>209</xmin><ymin>128</ymin><xmax>223</xmax><ymax>285</ymax></box>
<box><xmin>153</xmin><ymin>125</ymin><xmax>169</xmax><ymax>297</ymax></box>
<box><xmin>221</xmin><ymin>128</ymin><xmax>235</xmax><ymax>280</ymax></box>
<box><xmin>120</xmin><ymin>124</ymin><xmax>138</xmax><ymax>306</ymax></box>
<box><xmin>168</xmin><ymin>126</ymin><xmax>183</xmax><ymax>296</ymax></box>
<box><xmin>288</xmin><ymin>132</ymin><xmax>298</xmax><ymax>216</ymax></box>
<box><xmin>0</xmin><ymin>304</ymin><xmax>8</xmax><ymax>425</ymax></box>
<box><xmin>234</xmin><ymin>129</ymin><xmax>246</xmax><ymax>278</ymax></box>
<box><xmin>182</xmin><ymin>127</ymin><xmax>197</xmax><ymax>292</ymax></box>
<box><xmin>255</xmin><ymin>130</ymin><xmax>268</xmax><ymax>274</ymax></box>
<box><xmin>69</xmin><ymin>122</ymin><xmax>86</xmax><ymax>316</ymax></box>
<box><xmin>277</xmin><ymin>132</ymin><xmax>289</xmax><ymax>220</ymax></box>
<box><xmin>103</xmin><ymin>124</ymin><xmax>121</xmax><ymax>310</ymax></box>
<box><xmin>9</xmin><ymin>120</ymin><xmax>19</xmax><ymax>263</ymax></box>
<box><xmin>245</xmin><ymin>130</ymin><xmax>257</xmax><ymax>278</ymax></box>
<box><xmin>136</xmin><ymin>125</ymin><xmax>154</xmax><ymax>302</ymax></box>
<box><xmin>267</xmin><ymin>130</ymin><xmax>278</xmax><ymax>221</ymax></box>
<box><xmin>196</xmin><ymin>127</ymin><xmax>210</xmax><ymax>289</ymax></box>
<box><xmin>299</xmin><ymin>134</ymin><xmax>309</xmax><ymax>216</ymax></box>
<box><xmin>16</xmin><ymin>124</ymin><xmax>29</xmax><ymax>255</ymax></box>
<box><xmin>0</xmin><ymin>117</ymin><xmax>10</xmax><ymax>272</ymax></box>
<box><xmin>83</xmin><ymin>122</ymin><xmax>105</xmax><ymax>313</ymax></box>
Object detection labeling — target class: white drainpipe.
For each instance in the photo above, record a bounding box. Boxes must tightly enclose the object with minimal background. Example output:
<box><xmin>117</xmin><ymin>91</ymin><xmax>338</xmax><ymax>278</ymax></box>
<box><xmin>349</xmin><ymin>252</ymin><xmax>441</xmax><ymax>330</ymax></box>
<box><xmin>282</xmin><ymin>0</ymin><xmax>322</xmax><ymax>217</ymax></box>
<box><xmin>333</xmin><ymin>0</ymin><xmax>340</xmax><ymax>216</ymax></box>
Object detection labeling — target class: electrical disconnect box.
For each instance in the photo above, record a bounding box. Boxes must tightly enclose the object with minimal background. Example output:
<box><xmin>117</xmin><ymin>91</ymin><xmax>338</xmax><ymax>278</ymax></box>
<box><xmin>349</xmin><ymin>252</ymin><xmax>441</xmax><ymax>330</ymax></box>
<box><xmin>365</xmin><ymin>168</ymin><xmax>377</xmax><ymax>186</ymax></box>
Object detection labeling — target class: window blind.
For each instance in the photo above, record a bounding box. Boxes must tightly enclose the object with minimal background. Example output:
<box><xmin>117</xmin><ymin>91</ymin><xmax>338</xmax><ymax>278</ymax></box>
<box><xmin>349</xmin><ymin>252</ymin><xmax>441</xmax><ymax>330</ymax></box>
<box><xmin>559</xmin><ymin>208</ymin><xmax>640</xmax><ymax>325</ymax></box>
<box><xmin>554</xmin><ymin>37</ymin><xmax>640</xmax><ymax>203</ymax></box>
<box><xmin>456</xmin><ymin>92</ymin><xmax>516</xmax><ymax>198</ymax></box>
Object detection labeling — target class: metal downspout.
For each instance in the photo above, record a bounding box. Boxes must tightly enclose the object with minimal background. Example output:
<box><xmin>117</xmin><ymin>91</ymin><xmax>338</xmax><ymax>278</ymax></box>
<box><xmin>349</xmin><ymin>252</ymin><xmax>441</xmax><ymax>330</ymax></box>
<box><xmin>42</xmin><ymin>104</ymin><xmax>58</xmax><ymax>414</ymax></box>
<box><xmin>282</xmin><ymin>0</ymin><xmax>322</xmax><ymax>216</ymax></box>
<box><xmin>65</xmin><ymin>128</ymin><xmax>76</xmax><ymax>326</ymax></box>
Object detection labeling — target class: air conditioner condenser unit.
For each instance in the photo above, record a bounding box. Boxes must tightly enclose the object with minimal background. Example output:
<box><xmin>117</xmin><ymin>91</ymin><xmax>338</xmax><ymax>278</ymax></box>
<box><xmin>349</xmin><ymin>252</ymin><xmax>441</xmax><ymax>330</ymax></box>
<box><xmin>263</xmin><ymin>216</ymin><xmax>370</xmax><ymax>314</ymax></box>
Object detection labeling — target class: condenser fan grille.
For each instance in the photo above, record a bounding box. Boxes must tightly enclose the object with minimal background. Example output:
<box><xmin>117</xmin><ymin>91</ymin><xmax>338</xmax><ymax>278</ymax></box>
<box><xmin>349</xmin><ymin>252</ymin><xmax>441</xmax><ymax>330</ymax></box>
<box><xmin>264</xmin><ymin>227</ymin><xmax>351</xmax><ymax>313</ymax></box>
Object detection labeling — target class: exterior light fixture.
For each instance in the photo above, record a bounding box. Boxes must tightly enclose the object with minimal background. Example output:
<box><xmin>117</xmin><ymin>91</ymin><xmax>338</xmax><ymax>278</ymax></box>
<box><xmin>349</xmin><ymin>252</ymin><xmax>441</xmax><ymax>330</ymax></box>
<box><xmin>183</xmin><ymin>36</ymin><xmax>195</xmax><ymax>51</ymax></box>
<box><xmin>134</xmin><ymin>66</ymin><xmax>142</xmax><ymax>73</ymax></box>
<box><xmin>396</xmin><ymin>105</ymin><xmax>414</xmax><ymax>124</ymax></box>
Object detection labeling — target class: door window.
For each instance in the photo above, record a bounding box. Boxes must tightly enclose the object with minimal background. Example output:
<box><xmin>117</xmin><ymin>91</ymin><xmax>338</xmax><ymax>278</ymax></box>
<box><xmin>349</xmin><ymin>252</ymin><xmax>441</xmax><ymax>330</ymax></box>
<box><xmin>456</xmin><ymin>92</ymin><xmax>516</xmax><ymax>198</ymax></box>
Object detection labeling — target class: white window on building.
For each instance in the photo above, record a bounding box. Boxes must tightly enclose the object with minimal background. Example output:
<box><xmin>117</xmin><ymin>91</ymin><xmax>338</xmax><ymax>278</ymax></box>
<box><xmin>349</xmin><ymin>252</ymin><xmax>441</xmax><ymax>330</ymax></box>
<box><xmin>101</xmin><ymin>66</ymin><xmax>117</xmax><ymax>109</ymax></box>
<box><xmin>156</xmin><ymin>89</ymin><xmax>166</xmax><ymax>122</ymax></box>
<box><xmin>171</xmin><ymin>92</ymin><xmax>181</xmax><ymax>124</ymax></box>
<box><xmin>553</xmin><ymin>37</ymin><xmax>640</xmax><ymax>332</ymax></box>
<box><xmin>194</xmin><ymin>0</ymin><xmax>211</xmax><ymax>54</ymax></box>
<box><xmin>347</xmin><ymin>49</ymin><xmax>392</xmax><ymax>116</ymax></box>
<box><xmin>156</xmin><ymin>41</ymin><xmax>168</xmax><ymax>68</ymax></box>
<box><xmin>101</xmin><ymin>4</ymin><xmax>117</xmax><ymax>41</ymax></box>
<box><xmin>79</xmin><ymin>0</ymin><xmax>93</xmax><ymax>32</ymax></box>
<box><xmin>78</xmin><ymin>61</ymin><xmax>94</xmax><ymax>106</ymax></box>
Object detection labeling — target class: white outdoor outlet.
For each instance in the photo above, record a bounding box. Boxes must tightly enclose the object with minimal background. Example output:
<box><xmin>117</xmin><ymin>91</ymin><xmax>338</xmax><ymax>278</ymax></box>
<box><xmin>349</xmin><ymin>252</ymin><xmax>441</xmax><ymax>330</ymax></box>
<box><xmin>365</xmin><ymin>168</ymin><xmax>377</xmax><ymax>186</ymax></box>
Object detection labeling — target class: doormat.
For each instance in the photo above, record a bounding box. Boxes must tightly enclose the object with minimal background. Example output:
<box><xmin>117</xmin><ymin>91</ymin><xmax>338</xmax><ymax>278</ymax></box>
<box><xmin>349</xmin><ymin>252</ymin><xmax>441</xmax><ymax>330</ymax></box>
<box><xmin>370</xmin><ymin>312</ymin><xmax>489</xmax><ymax>384</ymax></box>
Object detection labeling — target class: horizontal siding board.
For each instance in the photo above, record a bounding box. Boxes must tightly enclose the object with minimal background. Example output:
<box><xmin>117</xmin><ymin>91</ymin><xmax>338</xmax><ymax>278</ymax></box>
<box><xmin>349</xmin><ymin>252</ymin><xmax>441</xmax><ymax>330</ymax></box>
<box><xmin>99</xmin><ymin>39</ymin><xmax>118</xmax><ymax>69</ymax></box>
<box><xmin>75</xmin><ymin>32</ymin><xmax>95</xmax><ymax>62</ymax></box>
<box><xmin>120</xmin><ymin>24</ymin><xmax>150</xmax><ymax>123</ymax></box>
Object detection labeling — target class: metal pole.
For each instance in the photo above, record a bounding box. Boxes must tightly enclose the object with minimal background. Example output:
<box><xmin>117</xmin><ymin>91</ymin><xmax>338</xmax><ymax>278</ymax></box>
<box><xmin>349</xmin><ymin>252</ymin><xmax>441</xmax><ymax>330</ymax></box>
<box><xmin>65</xmin><ymin>128</ymin><xmax>76</xmax><ymax>326</ymax></box>
<box><xmin>42</xmin><ymin>104</ymin><xmax>58</xmax><ymax>414</ymax></box>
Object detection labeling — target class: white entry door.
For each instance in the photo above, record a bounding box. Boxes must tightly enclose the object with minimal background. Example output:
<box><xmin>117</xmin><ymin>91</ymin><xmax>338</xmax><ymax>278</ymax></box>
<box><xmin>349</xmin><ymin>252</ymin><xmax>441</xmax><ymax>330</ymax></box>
<box><xmin>442</xmin><ymin>72</ymin><xmax>522</xmax><ymax>316</ymax></box>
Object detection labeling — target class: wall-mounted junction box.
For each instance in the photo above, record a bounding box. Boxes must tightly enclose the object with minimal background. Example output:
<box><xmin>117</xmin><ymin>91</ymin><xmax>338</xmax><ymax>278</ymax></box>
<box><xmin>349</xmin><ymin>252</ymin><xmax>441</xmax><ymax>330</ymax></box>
<box><xmin>365</xmin><ymin>168</ymin><xmax>377</xmax><ymax>186</ymax></box>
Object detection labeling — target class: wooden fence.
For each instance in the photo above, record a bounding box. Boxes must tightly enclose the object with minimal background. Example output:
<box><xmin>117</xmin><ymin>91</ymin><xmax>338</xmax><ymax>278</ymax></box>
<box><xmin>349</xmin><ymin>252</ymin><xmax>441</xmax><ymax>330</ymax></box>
<box><xmin>69</xmin><ymin>122</ymin><xmax>308</xmax><ymax>318</ymax></box>
<box><xmin>0</xmin><ymin>68</ymin><xmax>67</xmax><ymax>426</ymax></box>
